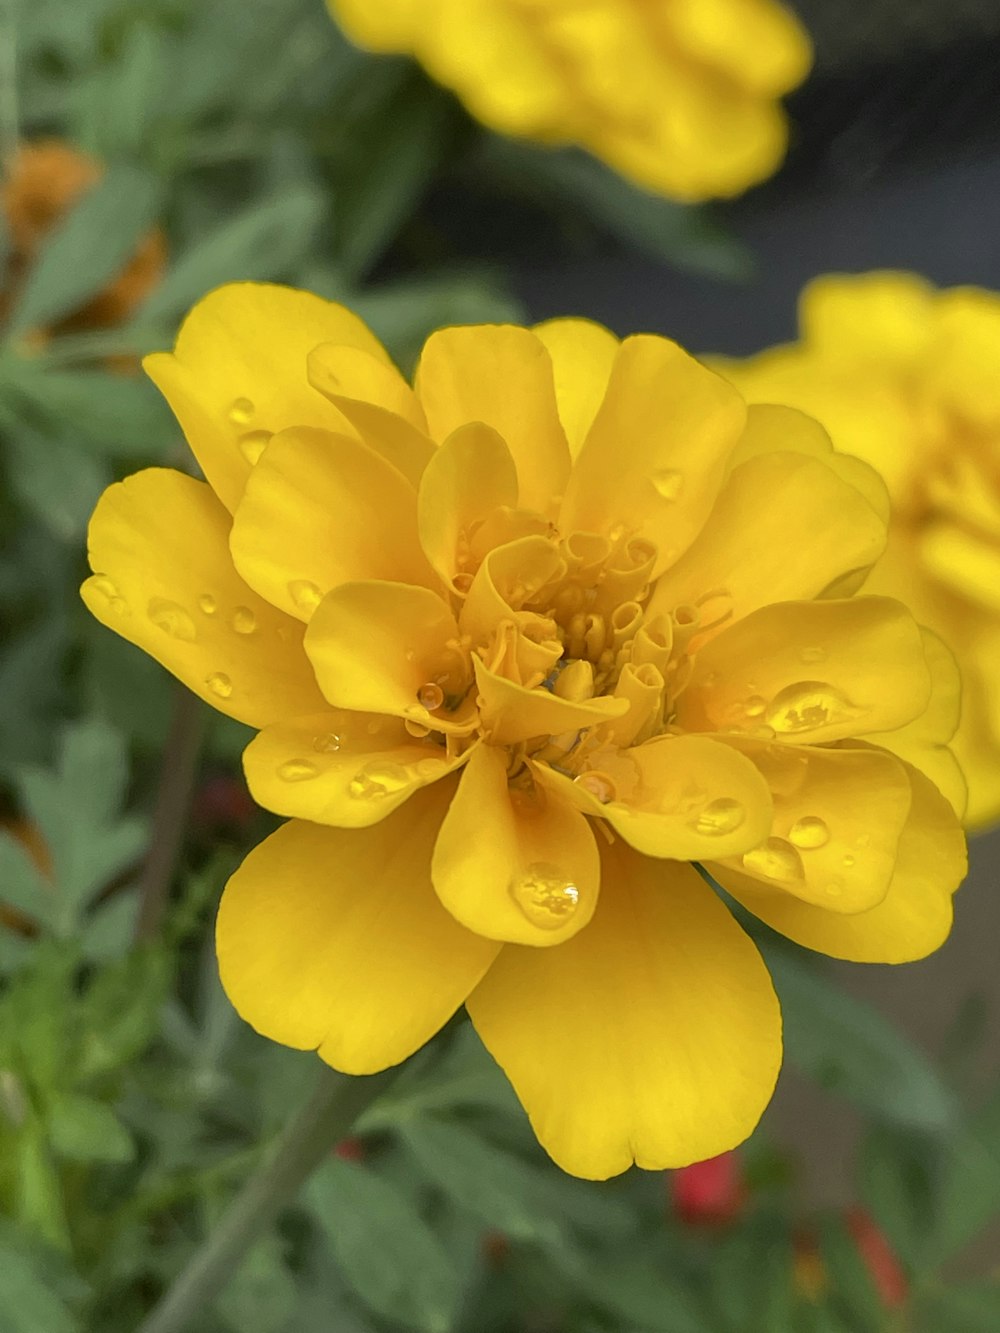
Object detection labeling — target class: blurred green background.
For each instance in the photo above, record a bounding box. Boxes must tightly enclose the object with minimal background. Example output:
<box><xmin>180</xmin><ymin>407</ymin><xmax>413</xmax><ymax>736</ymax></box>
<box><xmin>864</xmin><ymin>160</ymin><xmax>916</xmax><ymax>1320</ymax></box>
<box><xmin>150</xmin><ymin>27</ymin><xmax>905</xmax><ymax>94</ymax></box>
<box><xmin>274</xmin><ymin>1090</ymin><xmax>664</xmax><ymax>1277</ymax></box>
<box><xmin>1</xmin><ymin>1</ymin><xmax>1000</xmax><ymax>1330</ymax></box>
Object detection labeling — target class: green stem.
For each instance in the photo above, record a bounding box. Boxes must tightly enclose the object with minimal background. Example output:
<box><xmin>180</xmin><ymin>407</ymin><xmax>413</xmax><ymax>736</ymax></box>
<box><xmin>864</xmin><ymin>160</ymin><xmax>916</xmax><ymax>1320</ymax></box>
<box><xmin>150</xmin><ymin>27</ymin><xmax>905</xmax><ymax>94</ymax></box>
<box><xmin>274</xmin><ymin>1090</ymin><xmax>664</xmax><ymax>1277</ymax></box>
<box><xmin>137</xmin><ymin>1062</ymin><xmax>400</xmax><ymax>1333</ymax></box>
<box><xmin>0</xmin><ymin>0</ymin><xmax>19</xmax><ymax>172</ymax></box>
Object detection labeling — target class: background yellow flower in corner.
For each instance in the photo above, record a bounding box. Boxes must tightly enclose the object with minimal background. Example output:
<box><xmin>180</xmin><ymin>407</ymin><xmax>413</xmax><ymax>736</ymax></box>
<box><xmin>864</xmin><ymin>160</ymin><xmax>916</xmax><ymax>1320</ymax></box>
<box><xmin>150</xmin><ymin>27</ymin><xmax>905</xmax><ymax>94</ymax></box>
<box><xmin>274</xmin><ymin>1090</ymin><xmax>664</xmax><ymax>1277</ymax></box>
<box><xmin>326</xmin><ymin>0</ymin><xmax>813</xmax><ymax>202</ymax></box>
<box><xmin>718</xmin><ymin>272</ymin><xmax>1000</xmax><ymax>829</ymax></box>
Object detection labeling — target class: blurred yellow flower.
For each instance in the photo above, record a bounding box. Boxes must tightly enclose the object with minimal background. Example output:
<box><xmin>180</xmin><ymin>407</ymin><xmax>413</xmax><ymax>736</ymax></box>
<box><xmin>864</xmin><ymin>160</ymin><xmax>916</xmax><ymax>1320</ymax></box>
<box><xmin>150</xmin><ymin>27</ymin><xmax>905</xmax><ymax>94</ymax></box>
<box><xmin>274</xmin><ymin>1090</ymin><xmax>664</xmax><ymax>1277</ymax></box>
<box><xmin>327</xmin><ymin>0</ymin><xmax>812</xmax><ymax>201</ymax></box>
<box><xmin>83</xmin><ymin>284</ymin><xmax>965</xmax><ymax>1178</ymax></box>
<box><xmin>720</xmin><ymin>272</ymin><xmax>1000</xmax><ymax>828</ymax></box>
<box><xmin>0</xmin><ymin>139</ymin><xmax>166</xmax><ymax>336</ymax></box>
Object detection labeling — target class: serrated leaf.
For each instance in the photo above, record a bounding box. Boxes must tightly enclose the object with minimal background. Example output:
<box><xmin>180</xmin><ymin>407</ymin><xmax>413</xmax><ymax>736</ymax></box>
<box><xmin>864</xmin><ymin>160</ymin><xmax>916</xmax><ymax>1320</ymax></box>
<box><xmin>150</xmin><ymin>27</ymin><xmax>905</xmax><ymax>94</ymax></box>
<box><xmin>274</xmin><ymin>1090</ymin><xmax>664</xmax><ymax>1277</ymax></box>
<box><xmin>305</xmin><ymin>1158</ymin><xmax>460</xmax><ymax>1333</ymax></box>
<box><xmin>10</xmin><ymin>163</ymin><xmax>164</xmax><ymax>335</ymax></box>
<box><xmin>0</xmin><ymin>830</ymin><xmax>52</xmax><ymax>929</ymax></box>
<box><xmin>137</xmin><ymin>188</ymin><xmax>324</xmax><ymax>324</ymax></box>
<box><xmin>767</xmin><ymin>950</ymin><xmax>958</xmax><ymax>1133</ymax></box>
<box><xmin>47</xmin><ymin>1092</ymin><xmax>134</xmax><ymax>1164</ymax></box>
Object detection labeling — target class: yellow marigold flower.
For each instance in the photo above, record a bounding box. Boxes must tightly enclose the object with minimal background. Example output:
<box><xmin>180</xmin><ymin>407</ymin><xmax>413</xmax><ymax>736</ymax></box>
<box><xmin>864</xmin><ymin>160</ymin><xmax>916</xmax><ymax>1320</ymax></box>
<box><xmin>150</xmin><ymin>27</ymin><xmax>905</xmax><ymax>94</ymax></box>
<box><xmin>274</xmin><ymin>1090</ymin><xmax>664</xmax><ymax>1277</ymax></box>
<box><xmin>327</xmin><ymin>0</ymin><xmax>812</xmax><ymax>202</ymax></box>
<box><xmin>0</xmin><ymin>139</ymin><xmax>166</xmax><ymax>335</ymax></box>
<box><xmin>719</xmin><ymin>271</ymin><xmax>1000</xmax><ymax>829</ymax></box>
<box><xmin>82</xmin><ymin>284</ymin><xmax>966</xmax><ymax>1178</ymax></box>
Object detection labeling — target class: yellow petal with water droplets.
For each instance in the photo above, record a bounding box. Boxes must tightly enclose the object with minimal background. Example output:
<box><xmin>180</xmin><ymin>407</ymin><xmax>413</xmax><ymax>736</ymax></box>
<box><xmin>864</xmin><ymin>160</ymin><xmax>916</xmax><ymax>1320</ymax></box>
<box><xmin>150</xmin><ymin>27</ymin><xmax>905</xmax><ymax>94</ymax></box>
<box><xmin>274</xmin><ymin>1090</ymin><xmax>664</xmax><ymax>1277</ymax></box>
<box><xmin>460</xmin><ymin>534</ymin><xmax>563</xmax><ymax>656</ymax></box>
<box><xmin>417</xmin><ymin>422</ymin><xmax>520</xmax><ymax>587</ymax></box>
<box><xmin>559</xmin><ymin>335</ymin><xmax>745</xmax><ymax>573</ymax></box>
<box><xmin>217</xmin><ymin>786</ymin><xmax>500</xmax><ymax>1074</ymax></box>
<box><xmin>473</xmin><ymin>654</ymin><xmax>627</xmax><ymax>747</ymax></box>
<box><xmin>82</xmin><ymin>468</ymin><xmax>325</xmax><ymax>727</ymax></box>
<box><xmin>467</xmin><ymin>841</ymin><xmax>781</xmax><ymax>1179</ymax></box>
<box><xmin>647</xmin><ymin>450</ymin><xmax>887</xmax><ymax>638</ymax></box>
<box><xmin>717</xmin><ymin>762</ymin><xmax>964</xmax><ymax>962</ymax></box>
<box><xmin>679</xmin><ymin>597</ymin><xmax>931</xmax><ymax>743</ymax></box>
<box><xmin>243</xmin><ymin>710</ymin><xmax>469</xmax><ymax>827</ymax></box>
<box><xmin>536</xmin><ymin>735</ymin><xmax>772</xmax><ymax>860</ymax></box>
<box><xmin>532</xmin><ymin>318</ymin><xmax>619</xmax><ymax>458</ymax></box>
<box><xmin>230</xmin><ymin>427</ymin><xmax>437</xmax><ymax>622</ymax></box>
<box><xmin>306</xmin><ymin>581</ymin><xmax>472</xmax><ymax>730</ymax></box>
<box><xmin>143</xmin><ymin>283</ymin><xmax>389</xmax><ymax>512</ymax></box>
<box><xmin>712</xmin><ymin>741</ymin><xmax>912</xmax><ymax>913</ymax></box>
<box><xmin>432</xmin><ymin>745</ymin><xmax>599</xmax><ymax>946</ymax></box>
<box><xmin>414</xmin><ymin>324</ymin><xmax>570</xmax><ymax>513</ymax></box>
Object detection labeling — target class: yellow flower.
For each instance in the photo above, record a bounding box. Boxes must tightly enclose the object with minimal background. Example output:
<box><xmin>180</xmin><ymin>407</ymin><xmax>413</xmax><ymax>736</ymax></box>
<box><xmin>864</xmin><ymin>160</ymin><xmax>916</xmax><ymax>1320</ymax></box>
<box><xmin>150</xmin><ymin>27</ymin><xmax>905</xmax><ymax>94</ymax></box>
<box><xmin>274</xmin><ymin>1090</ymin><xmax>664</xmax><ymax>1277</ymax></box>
<box><xmin>718</xmin><ymin>271</ymin><xmax>1000</xmax><ymax>829</ymax></box>
<box><xmin>327</xmin><ymin>0</ymin><xmax>812</xmax><ymax>202</ymax></box>
<box><xmin>82</xmin><ymin>284</ymin><xmax>965</xmax><ymax>1179</ymax></box>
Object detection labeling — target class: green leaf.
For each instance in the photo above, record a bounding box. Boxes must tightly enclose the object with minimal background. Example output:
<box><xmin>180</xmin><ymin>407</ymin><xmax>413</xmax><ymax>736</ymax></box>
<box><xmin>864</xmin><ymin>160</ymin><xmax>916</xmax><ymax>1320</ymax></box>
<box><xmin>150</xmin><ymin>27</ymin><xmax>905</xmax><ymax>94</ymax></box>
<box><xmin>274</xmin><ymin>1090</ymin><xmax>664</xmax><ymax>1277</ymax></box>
<box><xmin>47</xmin><ymin>1092</ymin><xmax>134</xmax><ymax>1164</ymax></box>
<box><xmin>767</xmin><ymin>950</ymin><xmax>957</xmax><ymax>1132</ymax></box>
<box><xmin>3</xmin><ymin>429</ymin><xmax>108</xmax><ymax>543</ymax></box>
<box><xmin>0</xmin><ymin>829</ymin><xmax>52</xmax><ymax>930</ymax></box>
<box><xmin>137</xmin><ymin>187</ymin><xmax>324</xmax><ymax>324</ymax></box>
<box><xmin>305</xmin><ymin>1158</ymin><xmax>461</xmax><ymax>1333</ymax></box>
<box><xmin>816</xmin><ymin>1214</ymin><xmax>884</xmax><ymax>1333</ymax></box>
<box><xmin>9</xmin><ymin>163</ymin><xmax>164</xmax><ymax>335</ymax></box>
<box><xmin>216</xmin><ymin>1235</ymin><xmax>297</xmax><ymax>1333</ymax></box>
<box><xmin>0</xmin><ymin>1238</ymin><xmax>79</xmax><ymax>1333</ymax></box>
<box><xmin>858</xmin><ymin>1125</ymin><xmax>935</xmax><ymax>1271</ymax></box>
<box><xmin>934</xmin><ymin>1085</ymin><xmax>1000</xmax><ymax>1260</ymax></box>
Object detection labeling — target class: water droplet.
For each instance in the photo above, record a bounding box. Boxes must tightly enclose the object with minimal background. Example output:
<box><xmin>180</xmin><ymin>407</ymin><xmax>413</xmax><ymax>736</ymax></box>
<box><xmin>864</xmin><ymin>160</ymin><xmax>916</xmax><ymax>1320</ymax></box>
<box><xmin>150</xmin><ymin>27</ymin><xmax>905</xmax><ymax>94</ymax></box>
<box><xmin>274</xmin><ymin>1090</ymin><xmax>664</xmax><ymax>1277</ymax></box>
<box><xmin>198</xmin><ymin>594</ymin><xmax>217</xmax><ymax>616</ymax></box>
<box><xmin>231</xmin><ymin>606</ymin><xmax>256</xmax><ymax>635</ymax></box>
<box><xmin>228</xmin><ymin>397</ymin><xmax>254</xmax><ymax>425</ymax></box>
<box><xmin>405</xmin><ymin>719</ymin><xmax>431</xmax><ymax>738</ymax></box>
<box><xmin>239</xmin><ymin>430</ymin><xmax>272</xmax><ymax>464</ymax></box>
<box><xmin>800</xmin><ymin>646</ymin><xmax>827</xmax><ymax>664</ymax></box>
<box><xmin>278</xmin><ymin>759</ymin><xmax>318</xmax><ymax>782</ymax></box>
<box><xmin>417</xmin><ymin>682</ymin><xmax>444</xmax><ymax>711</ymax></box>
<box><xmin>788</xmin><ymin>816</ymin><xmax>830</xmax><ymax>850</ymax></box>
<box><xmin>825</xmin><ymin>877</ymin><xmax>844</xmax><ymax>898</ymax></box>
<box><xmin>414</xmin><ymin>756</ymin><xmax>448</xmax><ymax>780</ymax></box>
<box><xmin>743</xmin><ymin>695</ymin><xmax>766</xmax><ymax>719</ymax></box>
<box><xmin>691</xmin><ymin>797</ymin><xmax>746</xmax><ymax>837</ymax></box>
<box><xmin>91</xmin><ymin>575</ymin><xmax>126</xmax><ymax>612</ymax></box>
<box><xmin>288</xmin><ymin>580</ymin><xmax>322</xmax><ymax>614</ymax></box>
<box><xmin>652</xmin><ymin>468</ymin><xmax>683</xmax><ymax>501</ymax></box>
<box><xmin>348</xmin><ymin>761</ymin><xmax>410</xmax><ymax>800</ymax></box>
<box><xmin>206</xmin><ymin>672</ymin><xmax>233</xmax><ymax>699</ymax></box>
<box><xmin>765</xmin><ymin>682</ymin><xmax>862</xmax><ymax>735</ymax></box>
<box><xmin>842</xmin><ymin>853</ymin><xmax>855</xmax><ymax>867</ymax></box>
<box><xmin>312</xmin><ymin>732</ymin><xmax>342</xmax><ymax>753</ymax></box>
<box><xmin>574</xmin><ymin>771</ymin><xmax>616</xmax><ymax>804</ymax></box>
<box><xmin>509</xmin><ymin>862</ymin><xmax>580</xmax><ymax>930</ymax></box>
<box><xmin>741</xmin><ymin>837</ymin><xmax>804</xmax><ymax>883</ymax></box>
<box><xmin>148</xmin><ymin>597</ymin><xmax>196</xmax><ymax>641</ymax></box>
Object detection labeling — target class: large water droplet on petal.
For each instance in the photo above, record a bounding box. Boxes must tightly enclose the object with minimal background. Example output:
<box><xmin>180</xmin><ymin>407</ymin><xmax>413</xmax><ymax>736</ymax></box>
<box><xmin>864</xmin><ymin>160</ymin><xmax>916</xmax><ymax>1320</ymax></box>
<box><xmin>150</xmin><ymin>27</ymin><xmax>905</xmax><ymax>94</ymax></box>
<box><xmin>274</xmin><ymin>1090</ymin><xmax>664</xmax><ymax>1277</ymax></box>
<box><xmin>347</xmin><ymin>761</ymin><xmax>410</xmax><ymax>800</ymax></box>
<box><xmin>788</xmin><ymin>816</ymin><xmax>830</xmax><ymax>850</ymax></box>
<box><xmin>92</xmin><ymin>575</ymin><xmax>126</xmax><ymax>613</ymax></box>
<box><xmin>278</xmin><ymin>759</ymin><xmax>318</xmax><ymax>782</ymax></box>
<box><xmin>743</xmin><ymin>695</ymin><xmax>766</xmax><ymax>719</ymax></box>
<box><xmin>765</xmin><ymin>682</ymin><xmax>863</xmax><ymax>735</ymax></box>
<box><xmin>205</xmin><ymin>671</ymin><xmax>233</xmax><ymax>699</ymax></box>
<box><xmin>288</xmin><ymin>579</ymin><xmax>322</xmax><ymax>614</ymax></box>
<box><xmin>574</xmin><ymin>771</ymin><xmax>616</xmax><ymax>804</ymax></box>
<box><xmin>691</xmin><ymin>797</ymin><xmax>746</xmax><ymax>837</ymax></box>
<box><xmin>414</xmin><ymin>756</ymin><xmax>448</xmax><ymax>780</ymax></box>
<box><xmin>148</xmin><ymin>597</ymin><xmax>196</xmax><ymax>641</ymax></box>
<box><xmin>509</xmin><ymin>862</ymin><xmax>580</xmax><ymax>930</ymax></box>
<box><xmin>239</xmin><ymin>430</ymin><xmax>272</xmax><ymax>465</ymax></box>
<box><xmin>228</xmin><ymin>397</ymin><xmax>254</xmax><ymax>425</ymax></box>
<box><xmin>741</xmin><ymin>837</ymin><xmax>804</xmax><ymax>883</ymax></box>
<box><xmin>417</xmin><ymin>682</ymin><xmax>444</xmax><ymax>711</ymax></box>
<box><xmin>198</xmin><ymin>594</ymin><xmax>217</xmax><ymax>616</ymax></box>
<box><xmin>231</xmin><ymin>606</ymin><xmax>256</xmax><ymax>635</ymax></box>
<box><xmin>312</xmin><ymin>731</ymin><xmax>342</xmax><ymax>753</ymax></box>
<box><xmin>652</xmin><ymin>469</ymin><xmax>683</xmax><ymax>501</ymax></box>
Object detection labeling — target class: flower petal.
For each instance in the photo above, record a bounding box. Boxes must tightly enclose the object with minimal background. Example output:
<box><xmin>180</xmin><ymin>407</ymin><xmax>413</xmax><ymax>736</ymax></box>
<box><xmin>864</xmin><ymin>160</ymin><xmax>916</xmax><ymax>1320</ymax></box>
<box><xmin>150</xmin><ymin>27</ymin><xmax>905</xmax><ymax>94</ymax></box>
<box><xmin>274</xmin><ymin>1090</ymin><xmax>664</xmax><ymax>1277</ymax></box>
<box><xmin>143</xmin><ymin>283</ymin><xmax>389</xmax><ymax>512</ymax></box>
<box><xmin>710</xmin><ymin>741</ymin><xmax>912</xmax><ymax>913</ymax></box>
<box><xmin>473</xmin><ymin>654</ymin><xmax>627</xmax><ymax>747</ymax></box>
<box><xmin>229</xmin><ymin>427</ymin><xmax>436</xmax><ymax>622</ymax></box>
<box><xmin>82</xmin><ymin>468</ymin><xmax>324</xmax><ymax>727</ymax></box>
<box><xmin>532</xmin><ymin>318</ymin><xmax>619</xmax><ymax>458</ymax></box>
<box><xmin>432</xmin><ymin>745</ymin><xmax>600</xmax><ymax>946</ymax></box>
<box><xmin>217</xmin><ymin>789</ymin><xmax>500</xmax><ymax>1073</ymax></box>
<box><xmin>678</xmin><ymin>597</ymin><xmax>931</xmax><ymax>743</ymax></box>
<box><xmin>306</xmin><ymin>581</ymin><xmax>472</xmax><ymax>729</ymax></box>
<box><xmin>467</xmin><ymin>842</ymin><xmax>781</xmax><ymax>1178</ymax></box>
<box><xmin>243</xmin><ymin>710</ymin><xmax>466</xmax><ymax>827</ymax></box>
<box><xmin>536</xmin><ymin>735</ymin><xmax>772</xmax><ymax>860</ymax></box>
<box><xmin>717</xmin><ymin>763</ymin><xmax>965</xmax><ymax>963</ymax></box>
<box><xmin>559</xmin><ymin>336</ymin><xmax>746</xmax><ymax>573</ymax></box>
<box><xmin>867</xmin><ymin>628</ymin><xmax>967</xmax><ymax>819</ymax></box>
<box><xmin>414</xmin><ymin>324</ymin><xmax>571</xmax><ymax>513</ymax></box>
<box><xmin>417</xmin><ymin>422</ymin><xmax>520</xmax><ymax>587</ymax></box>
<box><xmin>647</xmin><ymin>450</ymin><xmax>887</xmax><ymax>630</ymax></box>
